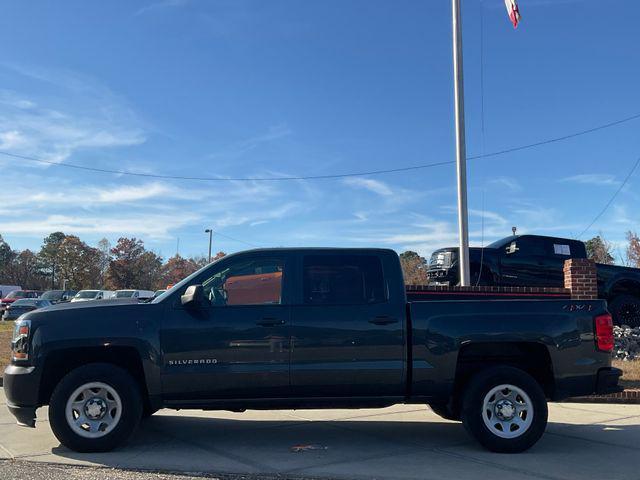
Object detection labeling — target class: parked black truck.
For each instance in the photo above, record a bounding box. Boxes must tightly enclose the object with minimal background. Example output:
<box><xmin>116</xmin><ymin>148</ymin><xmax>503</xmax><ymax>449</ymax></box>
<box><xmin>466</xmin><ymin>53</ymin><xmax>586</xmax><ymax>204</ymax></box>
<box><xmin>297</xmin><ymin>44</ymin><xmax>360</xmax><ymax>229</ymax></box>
<box><xmin>4</xmin><ymin>248</ymin><xmax>621</xmax><ymax>453</ymax></box>
<box><xmin>427</xmin><ymin>235</ymin><xmax>640</xmax><ymax>327</ymax></box>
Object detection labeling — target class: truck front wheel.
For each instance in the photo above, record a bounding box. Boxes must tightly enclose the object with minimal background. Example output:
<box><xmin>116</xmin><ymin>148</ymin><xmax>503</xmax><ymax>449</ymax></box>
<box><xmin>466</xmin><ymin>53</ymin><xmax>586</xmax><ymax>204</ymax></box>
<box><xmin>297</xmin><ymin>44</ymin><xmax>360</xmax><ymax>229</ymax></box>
<box><xmin>48</xmin><ymin>363</ymin><xmax>143</xmax><ymax>452</ymax></box>
<box><xmin>428</xmin><ymin>403</ymin><xmax>460</xmax><ymax>421</ymax></box>
<box><xmin>461</xmin><ymin>366</ymin><xmax>548</xmax><ymax>453</ymax></box>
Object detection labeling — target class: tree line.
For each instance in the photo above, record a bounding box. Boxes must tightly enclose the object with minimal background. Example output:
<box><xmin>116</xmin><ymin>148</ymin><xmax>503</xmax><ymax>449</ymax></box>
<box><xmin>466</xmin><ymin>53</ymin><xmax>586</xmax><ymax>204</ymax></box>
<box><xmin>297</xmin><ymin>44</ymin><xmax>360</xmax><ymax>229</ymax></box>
<box><xmin>2</xmin><ymin>231</ymin><xmax>638</xmax><ymax>290</ymax></box>
<box><xmin>0</xmin><ymin>232</ymin><xmax>226</xmax><ymax>291</ymax></box>
<box><xmin>399</xmin><ymin>232</ymin><xmax>640</xmax><ymax>285</ymax></box>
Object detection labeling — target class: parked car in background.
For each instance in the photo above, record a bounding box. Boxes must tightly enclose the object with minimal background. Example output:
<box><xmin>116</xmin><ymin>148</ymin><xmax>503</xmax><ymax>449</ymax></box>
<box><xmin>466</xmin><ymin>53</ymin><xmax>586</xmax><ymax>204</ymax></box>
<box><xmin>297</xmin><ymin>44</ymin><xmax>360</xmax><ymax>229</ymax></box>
<box><xmin>39</xmin><ymin>290</ymin><xmax>77</xmax><ymax>304</ymax></box>
<box><xmin>0</xmin><ymin>286</ymin><xmax>21</xmax><ymax>299</ymax></box>
<box><xmin>70</xmin><ymin>290</ymin><xmax>114</xmax><ymax>302</ymax></box>
<box><xmin>427</xmin><ymin>234</ymin><xmax>640</xmax><ymax>327</ymax></box>
<box><xmin>114</xmin><ymin>289</ymin><xmax>155</xmax><ymax>301</ymax></box>
<box><xmin>150</xmin><ymin>289</ymin><xmax>166</xmax><ymax>301</ymax></box>
<box><xmin>0</xmin><ymin>291</ymin><xmax>42</xmax><ymax>316</ymax></box>
<box><xmin>2</xmin><ymin>299</ymin><xmax>52</xmax><ymax>321</ymax></box>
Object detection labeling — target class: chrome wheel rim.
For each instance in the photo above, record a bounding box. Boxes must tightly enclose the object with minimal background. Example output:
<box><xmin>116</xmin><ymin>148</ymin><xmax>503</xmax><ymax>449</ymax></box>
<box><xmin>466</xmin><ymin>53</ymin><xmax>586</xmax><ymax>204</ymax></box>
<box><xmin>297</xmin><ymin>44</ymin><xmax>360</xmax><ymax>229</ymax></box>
<box><xmin>65</xmin><ymin>382</ymin><xmax>122</xmax><ymax>438</ymax></box>
<box><xmin>482</xmin><ymin>384</ymin><xmax>533</xmax><ymax>439</ymax></box>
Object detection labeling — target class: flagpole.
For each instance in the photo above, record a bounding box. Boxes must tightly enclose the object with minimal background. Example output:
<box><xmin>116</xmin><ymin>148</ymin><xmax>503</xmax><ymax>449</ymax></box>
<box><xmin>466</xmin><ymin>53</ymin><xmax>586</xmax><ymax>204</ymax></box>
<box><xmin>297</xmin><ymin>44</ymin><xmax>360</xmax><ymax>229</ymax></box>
<box><xmin>451</xmin><ymin>0</ymin><xmax>471</xmax><ymax>286</ymax></box>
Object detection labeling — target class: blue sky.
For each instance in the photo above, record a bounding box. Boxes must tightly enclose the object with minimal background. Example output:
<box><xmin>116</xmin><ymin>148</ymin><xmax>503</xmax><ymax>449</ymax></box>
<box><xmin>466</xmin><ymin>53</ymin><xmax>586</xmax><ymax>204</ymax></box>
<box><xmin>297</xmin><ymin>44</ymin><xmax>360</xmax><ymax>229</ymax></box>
<box><xmin>0</xmin><ymin>0</ymin><xmax>638</xmax><ymax>261</ymax></box>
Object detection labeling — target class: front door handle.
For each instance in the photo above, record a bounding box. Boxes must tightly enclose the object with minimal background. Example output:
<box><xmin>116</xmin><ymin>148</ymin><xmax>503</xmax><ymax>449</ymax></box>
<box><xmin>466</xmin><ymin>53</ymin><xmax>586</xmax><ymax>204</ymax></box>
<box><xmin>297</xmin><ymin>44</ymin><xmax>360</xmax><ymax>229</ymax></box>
<box><xmin>256</xmin><ymin>317</ymin><xmax>285</xmax><ymax>327</ymax></box>
<box><xmin>369</xmin><ymin>316</ymin><xmax>399</xmax><ymax>326</ymax></box>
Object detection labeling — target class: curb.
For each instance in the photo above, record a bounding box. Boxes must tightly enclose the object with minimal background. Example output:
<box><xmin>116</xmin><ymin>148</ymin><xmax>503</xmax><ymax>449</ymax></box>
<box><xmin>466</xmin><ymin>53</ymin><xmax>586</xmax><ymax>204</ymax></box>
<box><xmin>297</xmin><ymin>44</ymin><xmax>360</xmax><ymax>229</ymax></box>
<box><xmin>563</xmin><ymin>389</ymin><xmax>640</xmax><ymax>404</ymax></box>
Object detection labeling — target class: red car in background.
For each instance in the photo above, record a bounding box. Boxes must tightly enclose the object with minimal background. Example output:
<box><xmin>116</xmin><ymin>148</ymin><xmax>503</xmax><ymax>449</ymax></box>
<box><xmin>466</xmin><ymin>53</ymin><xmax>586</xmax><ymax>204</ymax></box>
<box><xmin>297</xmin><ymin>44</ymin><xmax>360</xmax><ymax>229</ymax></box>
<box><xmin>0</xmin><ymin>290</ymin><xmax>43</xmax><ymax>317</ymax></box>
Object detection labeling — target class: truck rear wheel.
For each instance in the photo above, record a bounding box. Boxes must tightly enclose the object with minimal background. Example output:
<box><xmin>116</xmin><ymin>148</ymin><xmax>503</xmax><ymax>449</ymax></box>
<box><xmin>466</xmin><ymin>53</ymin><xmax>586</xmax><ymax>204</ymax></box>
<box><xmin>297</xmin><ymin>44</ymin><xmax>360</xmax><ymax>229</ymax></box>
<box><xmin>461</xmin><ymin>366</ymin><xmax>547</xmax><ymax>453</ymax></box>
<box><xmin>609</xmin><ymin>295</ymin><xmax>640</xmax><ymax>327</ymax></box>
<box><xmin>48</xmin><ymin>363</ymin><xmax>143</xmax><ymax>452</ymax></box>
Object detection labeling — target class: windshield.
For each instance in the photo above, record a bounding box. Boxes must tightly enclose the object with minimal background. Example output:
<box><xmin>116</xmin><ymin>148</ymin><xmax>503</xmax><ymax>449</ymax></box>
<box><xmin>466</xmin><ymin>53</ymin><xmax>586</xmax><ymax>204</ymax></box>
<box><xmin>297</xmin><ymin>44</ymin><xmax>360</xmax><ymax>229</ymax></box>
<box><xmin>487</xmin><ymin>236</ymin><xmax>515</xmax><ymax>249</ymax></box>
<box><xmin>76</xmin><ymin>290</ymin><xmax>99</xmax><ymax>299</ymax></box>
<box><xmin>152</xmin><ymin>257</ymin><xmax>222</xmax><ymax>303</ymax></box>
<box><xmin>40</xmin><ymin>291</ymin><xmax>63</xmax><ymax>300</ymax></box>
<box><xmin>429</xmin><ymin>251</ymin><xmax>453</xmax><ymax>268</ymax></box>
<box><xmin>6</xmin><ymin>291</ymin><xmax>25</xmax><ymax>299</ymax></box>
<box><xmin>115</xmin><ymin>290</ymin><xmax>135</xmax><ymax>298</ymax></box>
<box><xmin>12</xmin><ymin>299</ymin><xmax>37</xmax><ymax>306</ymax></box>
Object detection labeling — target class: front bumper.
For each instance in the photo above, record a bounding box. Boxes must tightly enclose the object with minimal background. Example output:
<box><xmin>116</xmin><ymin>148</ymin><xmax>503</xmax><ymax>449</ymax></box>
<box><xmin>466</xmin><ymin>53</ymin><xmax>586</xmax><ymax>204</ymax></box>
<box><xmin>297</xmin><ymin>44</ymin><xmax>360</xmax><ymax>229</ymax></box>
<box><xmin>3</xmin><ymin>364</ymin><xmax>41</xmax><ymax>428</ymax></box>
<box><xmin>6</xmin><ymin>404</ymin><xmax>36</xmax><ymax>428</ymax></box>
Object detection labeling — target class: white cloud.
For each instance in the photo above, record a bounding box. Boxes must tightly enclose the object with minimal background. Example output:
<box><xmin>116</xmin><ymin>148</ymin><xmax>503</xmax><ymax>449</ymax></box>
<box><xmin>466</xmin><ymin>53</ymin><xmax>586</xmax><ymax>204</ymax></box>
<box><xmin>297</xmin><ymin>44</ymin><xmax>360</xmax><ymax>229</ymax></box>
<box><xmin>488</xmin><ymin>176</ymin><xmax>522</xmax><ymax>192</ymax></box>
<box><xmin>343</xmin><ymin>177</ymin><xmax>393</xmax><ymax>196</ymax></box>
<box><xmin>0</xmin><ymin>103</ymin><xmax>145</xmax><ymax>164</ymax></box>
<box><xmin>561</xmin><ymin>174</ymin><xmax>620</xmax><ymax>187</ymax></box>
<box><xmin>134</xmin><ymin>0</ymin><xmax>189</xmax><ymax>16</ymax></box>
<box><xmin>0</xmin><ymin>212</ymin><xmax>199</xmax><ymax>239</ymax></box>
<box><xmin>469</xmin><ymin>208</ymin><xmax>509</xmax><ymax>225</ymax></box>
<box><xmin>0</xmin><ymin>66</ymin><xmax>146</xmax><ymax>166</ymax></box>
<box><xmin>0</xmin><ymin>130</ymin><xmax>28</xmax><ymax>149</ymax></box>
<box><xmin>208</xmin><ymin>124</ymin><xmax>292</xmax><ymax>162</ymax></box>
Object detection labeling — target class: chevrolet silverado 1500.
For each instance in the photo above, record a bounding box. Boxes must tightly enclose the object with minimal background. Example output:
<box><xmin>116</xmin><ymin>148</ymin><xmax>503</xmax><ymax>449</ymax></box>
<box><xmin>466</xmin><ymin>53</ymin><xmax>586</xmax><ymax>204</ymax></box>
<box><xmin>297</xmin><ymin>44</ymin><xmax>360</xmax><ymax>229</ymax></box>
<box><xmin>4</xmin><ymin>248</ymin><xmax>621</xmax><ymax>453</ymax></box>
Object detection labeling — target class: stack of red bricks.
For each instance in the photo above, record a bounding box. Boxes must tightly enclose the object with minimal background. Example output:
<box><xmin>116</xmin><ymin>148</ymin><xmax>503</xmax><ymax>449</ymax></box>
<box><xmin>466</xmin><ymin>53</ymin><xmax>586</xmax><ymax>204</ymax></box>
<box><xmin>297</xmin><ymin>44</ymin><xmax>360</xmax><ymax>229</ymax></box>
<box><xmin>563</xmin><ymin>258</ymin><xmax>598</xmax><ymax>300</ymax></box>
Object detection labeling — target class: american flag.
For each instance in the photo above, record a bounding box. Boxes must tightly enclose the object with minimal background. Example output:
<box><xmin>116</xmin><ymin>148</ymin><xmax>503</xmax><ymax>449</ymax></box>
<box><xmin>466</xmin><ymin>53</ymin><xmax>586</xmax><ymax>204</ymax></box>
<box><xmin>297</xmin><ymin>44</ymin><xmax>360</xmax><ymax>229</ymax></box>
<box><xmin>504</xmin><ymin>0</ymin><xmax>522</xmax><ymax>28</ymax></box>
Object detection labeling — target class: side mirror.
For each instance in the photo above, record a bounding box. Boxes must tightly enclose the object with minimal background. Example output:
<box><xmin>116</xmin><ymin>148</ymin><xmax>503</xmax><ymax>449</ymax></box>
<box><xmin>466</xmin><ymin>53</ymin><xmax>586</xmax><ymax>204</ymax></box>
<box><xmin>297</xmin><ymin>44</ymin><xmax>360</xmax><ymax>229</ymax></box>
<box><xmin>181</xmin><ymin>285</ymin><xmax>208</xmax><ymax>308</ymax></box>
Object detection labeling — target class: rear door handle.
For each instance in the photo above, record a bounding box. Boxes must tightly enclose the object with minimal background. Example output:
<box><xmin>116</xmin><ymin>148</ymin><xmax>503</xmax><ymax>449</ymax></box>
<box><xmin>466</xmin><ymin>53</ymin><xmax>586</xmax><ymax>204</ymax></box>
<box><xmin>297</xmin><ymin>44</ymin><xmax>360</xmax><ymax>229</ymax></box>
<box><xmin>369</xmin><ymin>316</ymin><xmax>399</xmax><ymax>326</ymax></box>
<box><xmin>256</xmin><ymin>317</ymin><xmax>286</xmax><ymax>327</ymax></box>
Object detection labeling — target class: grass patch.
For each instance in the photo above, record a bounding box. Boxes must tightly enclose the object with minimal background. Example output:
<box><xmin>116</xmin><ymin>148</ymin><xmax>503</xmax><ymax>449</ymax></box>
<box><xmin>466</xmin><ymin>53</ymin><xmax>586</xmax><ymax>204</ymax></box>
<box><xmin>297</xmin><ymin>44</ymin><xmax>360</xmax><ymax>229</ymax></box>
<box><xmin>613</xmin><ymin>359</ymin><xmax>640</xmax><ymax>389</ymax></box>
<box><xmin>0</xmin><ymin>321</ymin><xmax>15</xmax><ymax>333</ymax></box>
<box><xmin>0</xmin><ymin>322</ymin><xmax>13</xmax><ymax>374</ymax></box>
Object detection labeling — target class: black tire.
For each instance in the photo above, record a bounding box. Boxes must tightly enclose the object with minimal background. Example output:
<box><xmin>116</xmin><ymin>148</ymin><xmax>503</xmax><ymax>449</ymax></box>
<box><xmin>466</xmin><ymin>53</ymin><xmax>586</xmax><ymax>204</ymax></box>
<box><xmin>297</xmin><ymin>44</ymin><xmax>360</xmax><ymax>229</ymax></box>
<box><xmin>429</xmin><ymin>402</ymin><xmax>460</xmax><ymax>421</ymax></box>
<box><xmin>461</xmin><ymin>366</ymin><xmax>548</xmax><ymax>453</ymax></box>
<box><xmin>49</xmin><ymin>363</ymin><xmax>143</xmax><ymax>452</ymax></box>
<box><xmin>609</xmin><ymin>295</ymin><xmax>640</xmax><ymax>328</ymax></box>
<box><xmin>142</xmin><ymin>407</ymin><xmax>159</xmax><ymax>419</ymax></box>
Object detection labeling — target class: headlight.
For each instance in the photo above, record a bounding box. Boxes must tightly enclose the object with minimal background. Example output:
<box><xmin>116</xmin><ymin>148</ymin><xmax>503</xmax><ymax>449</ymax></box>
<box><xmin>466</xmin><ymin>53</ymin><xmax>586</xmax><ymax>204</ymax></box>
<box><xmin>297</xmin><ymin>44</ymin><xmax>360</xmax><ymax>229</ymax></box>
<box><xmin>11</xmin><ymin>319</ymin><xmax>31</xmax><ymax>361</ymax></box>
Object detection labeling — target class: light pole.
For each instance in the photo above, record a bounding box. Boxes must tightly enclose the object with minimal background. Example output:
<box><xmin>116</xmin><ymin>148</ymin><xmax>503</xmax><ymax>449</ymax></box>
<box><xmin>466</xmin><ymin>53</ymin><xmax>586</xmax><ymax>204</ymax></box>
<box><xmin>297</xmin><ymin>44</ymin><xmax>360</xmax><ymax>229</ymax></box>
<box><xmin>205</xmin><ymin>229</ymin><xmax>213</xmax><ymax>263</ymax></box>
<box><xmin>452</xmin><ymin>0</ymin><xmax>471</xmax><ymax>286</ymax></box>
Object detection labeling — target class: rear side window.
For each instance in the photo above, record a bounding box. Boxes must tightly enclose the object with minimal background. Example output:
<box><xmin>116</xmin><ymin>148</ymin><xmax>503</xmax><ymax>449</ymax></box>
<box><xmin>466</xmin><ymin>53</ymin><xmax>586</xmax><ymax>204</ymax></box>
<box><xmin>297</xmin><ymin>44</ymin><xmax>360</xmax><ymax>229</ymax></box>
<box><xmin>303</xmin><ymin>255</ymin><xmax>386</xmax><ymax>305</ymax></box>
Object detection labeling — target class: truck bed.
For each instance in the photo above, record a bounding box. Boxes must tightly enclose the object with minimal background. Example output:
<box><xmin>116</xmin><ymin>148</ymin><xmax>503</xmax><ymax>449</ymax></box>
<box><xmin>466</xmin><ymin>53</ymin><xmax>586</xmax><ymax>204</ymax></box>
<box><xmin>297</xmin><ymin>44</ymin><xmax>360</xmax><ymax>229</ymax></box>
<box><xmin>407</xmin><ymin>298</ymin><xmax>613</xmax><ymax>401</ymax></box>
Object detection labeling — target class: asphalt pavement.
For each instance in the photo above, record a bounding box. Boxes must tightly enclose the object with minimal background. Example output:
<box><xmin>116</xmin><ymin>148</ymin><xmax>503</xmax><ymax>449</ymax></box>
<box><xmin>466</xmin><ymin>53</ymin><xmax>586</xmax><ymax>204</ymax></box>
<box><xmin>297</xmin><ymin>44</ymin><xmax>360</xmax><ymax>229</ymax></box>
<box><xmin>1</xmin><ymin>387</ymin><xmax>639</xmax><ymax>480</ymax></box>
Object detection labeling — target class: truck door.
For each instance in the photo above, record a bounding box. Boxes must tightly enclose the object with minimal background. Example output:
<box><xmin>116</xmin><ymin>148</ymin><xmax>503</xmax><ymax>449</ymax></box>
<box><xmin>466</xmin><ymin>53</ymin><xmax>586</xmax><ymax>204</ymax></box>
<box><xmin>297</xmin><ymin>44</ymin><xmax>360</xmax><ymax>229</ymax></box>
<box><xmin>160</xmin><ymin>254</ymin><xmax>291</xmax><ymax>401</ymax></box>
<box><xmin>499</xmin><ymin>237</ymin><xmax>551</xmax><ymax>286</ymax></box>
<box><xmin>290</xmin><ymin>252</ymin><xmax>405</xmax><ymax>397</ymax></box>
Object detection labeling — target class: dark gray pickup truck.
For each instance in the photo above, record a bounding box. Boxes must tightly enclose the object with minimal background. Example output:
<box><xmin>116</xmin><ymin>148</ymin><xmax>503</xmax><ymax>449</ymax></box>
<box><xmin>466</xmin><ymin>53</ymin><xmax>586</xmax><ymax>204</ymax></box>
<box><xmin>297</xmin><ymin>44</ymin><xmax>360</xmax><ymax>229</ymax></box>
<box><xmin>427</xmin><ymin>234</ymin><xmax>640</xmax><ymax>327</ymax></box>
<box><xmin>4</xmin><ymin>248</ymin><xmax>621</xmax><ymax>453</ymax></box>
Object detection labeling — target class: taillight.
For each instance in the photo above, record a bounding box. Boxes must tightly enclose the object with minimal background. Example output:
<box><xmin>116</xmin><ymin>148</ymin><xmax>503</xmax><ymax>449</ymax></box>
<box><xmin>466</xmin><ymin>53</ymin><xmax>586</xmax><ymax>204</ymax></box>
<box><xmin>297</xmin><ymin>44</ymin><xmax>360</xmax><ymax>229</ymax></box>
<box><xmin>595</xmin><ymin>313</ymin><xmax>614</xmax><ymax>352</ymax></box>
<box><xmin>11</xmin><ymin>319</ymin><xmax>31</xmax><ymax>361</ymax></box>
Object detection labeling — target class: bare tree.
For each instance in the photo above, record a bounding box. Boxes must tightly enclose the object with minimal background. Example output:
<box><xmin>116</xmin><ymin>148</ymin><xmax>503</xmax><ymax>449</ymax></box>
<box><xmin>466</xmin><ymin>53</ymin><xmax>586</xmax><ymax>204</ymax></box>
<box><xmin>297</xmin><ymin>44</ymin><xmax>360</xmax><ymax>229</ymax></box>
<box><xmin>585</xmin><ymin>235</ymin><xmax>615</xmax><ymax>265</ymax></box>
<box><xmin>627</xmin><ymin>231</ymin><xmax>640</xmax><ymax>268</ymax></box>
<box><xmin>399</xmin><ymin>251</ymin><xmax>429</xmax><ymax>285</ymax></box>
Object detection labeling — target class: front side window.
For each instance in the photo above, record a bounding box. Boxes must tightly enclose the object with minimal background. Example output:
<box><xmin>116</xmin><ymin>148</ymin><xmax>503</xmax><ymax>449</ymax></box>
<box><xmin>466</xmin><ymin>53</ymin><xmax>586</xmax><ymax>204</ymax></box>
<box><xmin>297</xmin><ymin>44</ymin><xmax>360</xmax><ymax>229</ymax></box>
<box><xmin>115</xmin><ymin>290</ymin><xmax>135</xmax><ymax>298</ymax></box>
<box><xmin>303</xmin><ymin>255</ymin><xmax>385</xmax><ymax>305</ymax></box>
<box><xmin>202</xmin><ymin>257</ymin><xmax>284</xmax><ymax>306</ymax></box>
<box><xmin>76</xmin><ymin>290</ymin><xmax>99</xmax><ymax>299</ymax></box>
